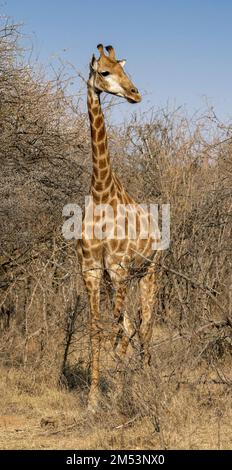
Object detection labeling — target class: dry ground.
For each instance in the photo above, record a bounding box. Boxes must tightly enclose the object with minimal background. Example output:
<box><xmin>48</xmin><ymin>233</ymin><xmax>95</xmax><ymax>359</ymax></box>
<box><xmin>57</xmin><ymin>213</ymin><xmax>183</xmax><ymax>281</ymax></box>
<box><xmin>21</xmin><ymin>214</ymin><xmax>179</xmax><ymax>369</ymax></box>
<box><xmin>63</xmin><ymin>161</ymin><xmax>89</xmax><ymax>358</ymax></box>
<box><xmin>1</xmin><ymin>325</ymin><xmax>231</xmax><ymax>450</ymax></box>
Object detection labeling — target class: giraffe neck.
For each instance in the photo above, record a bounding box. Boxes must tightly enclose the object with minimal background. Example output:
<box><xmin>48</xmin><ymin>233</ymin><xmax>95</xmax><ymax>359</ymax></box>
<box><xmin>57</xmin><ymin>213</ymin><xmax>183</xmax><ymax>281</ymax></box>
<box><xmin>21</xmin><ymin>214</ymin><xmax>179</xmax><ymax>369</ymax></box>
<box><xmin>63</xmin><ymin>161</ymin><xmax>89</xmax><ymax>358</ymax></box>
<box><xmin>87</xmin><ymin>85</ymin><xmax>113</xmax><ymax>197</ymax></box>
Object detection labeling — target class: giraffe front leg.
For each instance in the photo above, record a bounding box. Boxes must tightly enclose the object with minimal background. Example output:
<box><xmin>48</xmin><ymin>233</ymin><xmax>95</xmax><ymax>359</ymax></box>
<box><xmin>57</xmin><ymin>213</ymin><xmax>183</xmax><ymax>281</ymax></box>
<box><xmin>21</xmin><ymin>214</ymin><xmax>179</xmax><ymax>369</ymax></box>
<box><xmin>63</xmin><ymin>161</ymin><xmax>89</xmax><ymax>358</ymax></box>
<box><xmin>83</xmin><ymin>268</ymin><xmax>102</xmax><ymax>412</ymax></box>
<box><xmin>107</xmin><ymin>264</ymin><xmax>132</xmax><ymax>359</ymax></box>
<box><xmin>139</xmin><ymin>267</ymin><xmax>159</xmax><ymax>367</ymax></box>
<box><xmin>112</xmin><ymin>284</ymin><xmax>126</xmax><ymax>342</ymax></box>
<box><xmin>112</xmin><ymin>283</ymin><xmax>136</xmax><ymax>363</ymax></box>
<box><xmin>114</xmin><ymin>308</ymin><xmax>136</xmax><ymax>363</ymax></box>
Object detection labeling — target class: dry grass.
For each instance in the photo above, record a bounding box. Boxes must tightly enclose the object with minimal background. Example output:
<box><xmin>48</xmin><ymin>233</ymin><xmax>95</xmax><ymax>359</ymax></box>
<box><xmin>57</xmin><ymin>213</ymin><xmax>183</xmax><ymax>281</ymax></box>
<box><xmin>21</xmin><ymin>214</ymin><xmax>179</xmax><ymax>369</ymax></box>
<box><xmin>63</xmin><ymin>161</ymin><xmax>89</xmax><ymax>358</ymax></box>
<box><xmin>0</xmin><ymin>328</ymin><xmax>232</xmax><ymax>450</ymax></box>
<box><xmin>0</xmin><ymin>18</ymin><xmax>232</xmax><ymax>450</ymax></box>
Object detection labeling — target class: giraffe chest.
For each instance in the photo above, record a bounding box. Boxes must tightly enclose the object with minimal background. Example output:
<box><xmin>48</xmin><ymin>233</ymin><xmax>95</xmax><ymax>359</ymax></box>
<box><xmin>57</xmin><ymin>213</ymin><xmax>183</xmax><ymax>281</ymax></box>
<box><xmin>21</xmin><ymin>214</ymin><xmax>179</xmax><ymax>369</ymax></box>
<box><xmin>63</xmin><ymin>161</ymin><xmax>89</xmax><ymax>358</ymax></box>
<box><xmin>81</xmin><ymin>182</ymin><xmax>156</xmax><ymax>271</ymax></box>
<box><xmin>103</xmin><ymin>237</ymin><xmax>153</xmax><ymax>269</ymax></box>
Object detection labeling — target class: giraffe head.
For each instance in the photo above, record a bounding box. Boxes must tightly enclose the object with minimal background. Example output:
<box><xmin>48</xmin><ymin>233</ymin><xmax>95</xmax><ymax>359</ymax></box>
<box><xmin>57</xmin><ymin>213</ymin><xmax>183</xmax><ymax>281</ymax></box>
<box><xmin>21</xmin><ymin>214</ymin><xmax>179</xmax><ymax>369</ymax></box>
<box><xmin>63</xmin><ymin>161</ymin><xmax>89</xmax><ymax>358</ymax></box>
<box><xmin>88</xmin><ymin>44</ymin><xmax>141</xmax><ymax>104</ymax></box>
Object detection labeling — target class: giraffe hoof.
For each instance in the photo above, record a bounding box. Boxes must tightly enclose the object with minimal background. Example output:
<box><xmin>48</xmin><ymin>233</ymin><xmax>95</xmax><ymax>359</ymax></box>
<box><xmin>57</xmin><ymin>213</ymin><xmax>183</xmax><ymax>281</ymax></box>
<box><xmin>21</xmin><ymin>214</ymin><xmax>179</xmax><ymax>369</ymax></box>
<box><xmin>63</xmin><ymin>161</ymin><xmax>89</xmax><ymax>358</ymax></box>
<box><xmin>87</xmin><ymin>390</ymin><xmax>102</xmax><ymax>413</ymax></box>
<box><xmin>87</xmin><ymin>401</ymin><xmax>98</xmax><ymax>414</ymax></box>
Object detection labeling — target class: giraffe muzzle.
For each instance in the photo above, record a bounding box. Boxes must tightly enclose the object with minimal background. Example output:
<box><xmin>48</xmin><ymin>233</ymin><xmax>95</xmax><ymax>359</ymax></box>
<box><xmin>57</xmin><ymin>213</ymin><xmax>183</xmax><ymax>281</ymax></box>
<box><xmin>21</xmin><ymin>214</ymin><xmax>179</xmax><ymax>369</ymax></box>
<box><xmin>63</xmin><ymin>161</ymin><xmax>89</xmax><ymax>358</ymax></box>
<box><xmin>127</xmin><ymin>93</ymin><xmax>141</xmax><ymax>104</ymax></box>
<box><xmin>126</xmin><ymin>87</ymin><xmax>141</xmax><ymax>103</ymax></box>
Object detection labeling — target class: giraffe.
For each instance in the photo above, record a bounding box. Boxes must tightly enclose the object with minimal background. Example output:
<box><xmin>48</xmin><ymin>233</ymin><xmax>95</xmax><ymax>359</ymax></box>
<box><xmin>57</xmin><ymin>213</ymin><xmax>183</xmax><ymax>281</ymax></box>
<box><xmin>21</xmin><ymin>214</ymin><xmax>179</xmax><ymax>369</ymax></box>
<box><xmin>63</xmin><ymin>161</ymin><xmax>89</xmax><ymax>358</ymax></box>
<box><xmin>78</xmin><ymin>44</ymin><xmax>160</xmax><ymax>410</ymax></box>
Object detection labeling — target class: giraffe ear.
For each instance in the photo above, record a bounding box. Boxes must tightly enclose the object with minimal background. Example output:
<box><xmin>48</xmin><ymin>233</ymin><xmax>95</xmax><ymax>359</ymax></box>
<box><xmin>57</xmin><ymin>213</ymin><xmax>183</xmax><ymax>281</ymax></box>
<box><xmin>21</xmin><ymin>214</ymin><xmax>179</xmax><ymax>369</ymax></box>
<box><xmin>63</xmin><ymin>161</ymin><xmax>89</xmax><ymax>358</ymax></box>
<box><xmin>90</xmin><ymin>54</ymin><xmax>98</xmax><ymax>72</ymax></box>
<box><xmin>118</xmin><ymin>59</ymin><xmax>126</xmax><ymax>68</ymax></box>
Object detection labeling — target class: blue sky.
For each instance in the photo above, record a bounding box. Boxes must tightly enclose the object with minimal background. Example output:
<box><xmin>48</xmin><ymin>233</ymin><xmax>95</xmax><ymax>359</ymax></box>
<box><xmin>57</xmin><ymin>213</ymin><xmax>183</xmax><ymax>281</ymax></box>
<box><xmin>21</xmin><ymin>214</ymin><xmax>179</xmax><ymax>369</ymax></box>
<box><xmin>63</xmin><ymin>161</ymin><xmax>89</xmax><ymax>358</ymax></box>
<box><xmin>3</xmin><ymin>0</ymin><xmax>232</xmax><ymax>122</ymax></box>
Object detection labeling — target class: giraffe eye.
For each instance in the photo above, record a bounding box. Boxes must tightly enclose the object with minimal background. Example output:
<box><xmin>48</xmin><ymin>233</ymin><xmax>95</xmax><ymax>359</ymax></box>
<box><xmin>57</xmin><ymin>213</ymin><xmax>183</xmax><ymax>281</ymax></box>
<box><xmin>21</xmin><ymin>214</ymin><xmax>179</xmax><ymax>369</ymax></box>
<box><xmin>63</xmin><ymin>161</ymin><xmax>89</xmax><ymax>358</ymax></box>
<box><xmin>100</xmin><ymin>71</ymin><xmax>110</xmax><ymax>77</ymax></box>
